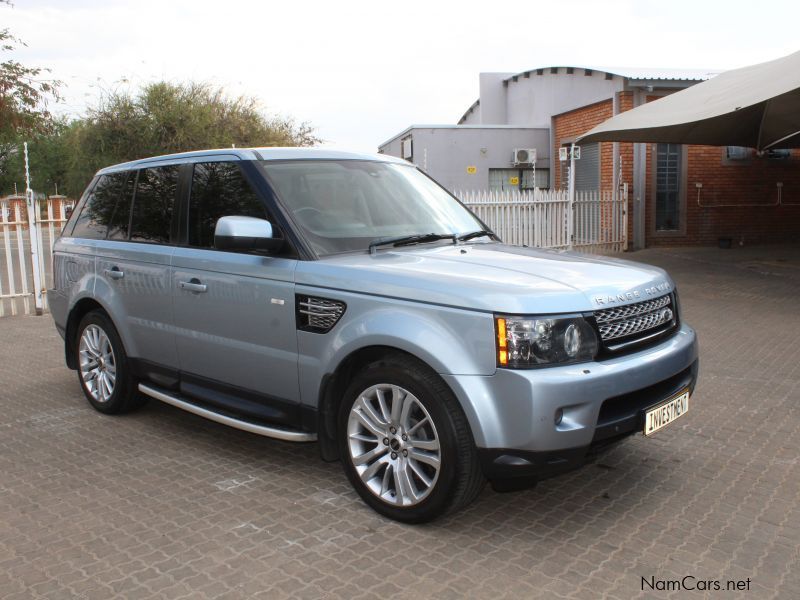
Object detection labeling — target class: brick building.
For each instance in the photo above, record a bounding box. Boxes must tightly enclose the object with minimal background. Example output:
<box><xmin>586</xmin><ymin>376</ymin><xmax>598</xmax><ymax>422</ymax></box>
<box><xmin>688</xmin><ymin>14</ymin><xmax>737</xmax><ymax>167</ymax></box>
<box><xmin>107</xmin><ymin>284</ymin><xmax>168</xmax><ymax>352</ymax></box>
<box><xmin>0</xmin><ymin>194</ymin><xmax>75</xmax><ymax>231</ymax></box>
<box><xmin>381</xmin><ymin>65</ymin><xmax>800</xmax><ymax>249</ymax></box>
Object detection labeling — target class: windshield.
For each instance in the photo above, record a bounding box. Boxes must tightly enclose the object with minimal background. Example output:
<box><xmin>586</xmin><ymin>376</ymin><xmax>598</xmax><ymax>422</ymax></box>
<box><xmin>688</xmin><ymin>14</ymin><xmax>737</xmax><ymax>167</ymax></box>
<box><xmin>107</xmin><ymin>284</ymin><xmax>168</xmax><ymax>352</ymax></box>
<box><xmin>261</xmin><ymin>160</ymin><xmax>486</xmax><ymax>256</ymax></box>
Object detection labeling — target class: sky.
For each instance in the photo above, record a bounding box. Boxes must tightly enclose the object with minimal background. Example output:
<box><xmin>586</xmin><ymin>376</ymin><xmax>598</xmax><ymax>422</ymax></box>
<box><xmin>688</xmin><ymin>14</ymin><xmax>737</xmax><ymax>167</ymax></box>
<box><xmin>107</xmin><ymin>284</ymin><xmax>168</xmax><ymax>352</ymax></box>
<box><xmin>4</xmin><ymin>0</ymin><xmax>800</xmax><ymax>152</ymax></box>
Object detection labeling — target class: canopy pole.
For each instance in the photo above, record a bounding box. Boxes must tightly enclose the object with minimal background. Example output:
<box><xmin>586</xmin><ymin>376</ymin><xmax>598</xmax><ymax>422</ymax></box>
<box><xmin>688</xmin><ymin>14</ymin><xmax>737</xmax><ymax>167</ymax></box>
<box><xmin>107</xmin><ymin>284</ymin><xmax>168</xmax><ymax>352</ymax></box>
<box><xmin>567</xmin><ymin>142</ymin><xmax>576</xmax><ymax>250</ymax></box>
<box><xmin>762</xmin><ymin>129</ymin><xmax>800</xmax><ymax>151</ymax></box>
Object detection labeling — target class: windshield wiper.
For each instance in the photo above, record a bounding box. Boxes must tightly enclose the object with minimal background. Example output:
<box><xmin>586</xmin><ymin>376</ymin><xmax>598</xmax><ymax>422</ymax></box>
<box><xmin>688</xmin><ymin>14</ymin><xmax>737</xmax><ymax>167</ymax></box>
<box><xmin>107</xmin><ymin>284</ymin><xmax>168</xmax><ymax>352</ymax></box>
<box><xmin>369</xmin><ymin>233</ymin><xmax>457</xmax><ymax>254</ymax></box>
<box><xmin>458</xmin><ymin>229</ymin><xmax>496</xmax><ymax>242</ymax></box>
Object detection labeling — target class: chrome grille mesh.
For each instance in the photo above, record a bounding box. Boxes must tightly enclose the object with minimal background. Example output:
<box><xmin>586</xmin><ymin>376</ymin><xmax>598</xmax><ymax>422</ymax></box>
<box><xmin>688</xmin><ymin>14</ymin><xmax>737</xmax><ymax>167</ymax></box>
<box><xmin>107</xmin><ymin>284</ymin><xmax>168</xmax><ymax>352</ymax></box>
<box><xmin>594</xmin><ymin>294</ymin><xmax>674</xmax><ymax>342</ymax></box>
<box><xmin>297</xmin><ymin>296</ymin><xmax>346</xmax><ymax>333</ymax></box>
<box><xmin>594</xmin><ymin>295</ymin><xmax>671</xmax><ymax>324</ymax></box>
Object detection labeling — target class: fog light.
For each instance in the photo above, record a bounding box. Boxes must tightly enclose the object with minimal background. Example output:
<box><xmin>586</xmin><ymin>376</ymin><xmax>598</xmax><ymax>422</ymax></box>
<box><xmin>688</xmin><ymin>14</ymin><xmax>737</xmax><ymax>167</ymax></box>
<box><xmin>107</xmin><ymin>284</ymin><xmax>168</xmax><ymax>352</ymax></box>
<box><xmin>554</xmin><ymin>408</ymin><xmax>564</xmax><ymax>425</ymax></box>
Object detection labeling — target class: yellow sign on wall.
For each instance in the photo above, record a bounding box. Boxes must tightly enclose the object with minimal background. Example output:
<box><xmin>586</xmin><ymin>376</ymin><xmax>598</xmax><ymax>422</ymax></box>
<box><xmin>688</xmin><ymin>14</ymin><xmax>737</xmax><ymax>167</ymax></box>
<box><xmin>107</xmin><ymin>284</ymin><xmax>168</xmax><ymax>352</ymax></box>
<box><xmin>466</xmin><ymin>166</ymin><xmax>477</xmax><ymax>174</ymax></box>
<box><xmin>509</xmin><ymin>176</ymin><xmax>520</xmax><ymax>185</ymax></box>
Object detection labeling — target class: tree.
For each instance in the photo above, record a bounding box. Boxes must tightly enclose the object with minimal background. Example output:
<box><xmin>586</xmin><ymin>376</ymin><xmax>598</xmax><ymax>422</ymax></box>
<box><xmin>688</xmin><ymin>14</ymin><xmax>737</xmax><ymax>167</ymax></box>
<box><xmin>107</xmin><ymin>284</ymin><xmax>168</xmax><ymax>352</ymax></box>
<box><xmin>0</xmin><ymin>28</ymin><xmax>62</xmax><ymax>154</ymax></box>
<box><xmin>65</xmin><ymin>81</ymin><xmax>320</xmax><ymax>195</ymax></box>
<box><xmin>0</xmin><ymin>25</ymin><xmax>63</xmax><ymax>194</ymax></box>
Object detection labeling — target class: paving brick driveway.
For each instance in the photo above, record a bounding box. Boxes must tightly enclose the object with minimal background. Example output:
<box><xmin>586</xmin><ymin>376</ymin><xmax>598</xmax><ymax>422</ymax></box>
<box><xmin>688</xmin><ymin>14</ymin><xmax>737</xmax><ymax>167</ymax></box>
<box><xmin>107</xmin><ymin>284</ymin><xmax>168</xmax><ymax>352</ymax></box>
<box><xmin>1</xmin><ymin>246</ymin><xmax>798</xmax><ymax>599</ymax></box>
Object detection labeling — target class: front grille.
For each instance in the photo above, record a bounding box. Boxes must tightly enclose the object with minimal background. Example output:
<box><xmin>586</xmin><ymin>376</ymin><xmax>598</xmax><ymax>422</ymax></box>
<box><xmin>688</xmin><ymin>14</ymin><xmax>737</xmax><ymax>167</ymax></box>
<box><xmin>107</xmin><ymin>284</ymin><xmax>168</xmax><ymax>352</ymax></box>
<box><xmin>296</xmin><ymin>296</ymin><xmax>346</xmax><ymax>333</ymax></box>
<box><xmin>594</xmin><ymin>295</ymin><xmax>671</xmax><ymax>325</ymax></box>
<box><xmin>594</xmin><ymin>293</ymin><xmax>675</xmax><ymax>344</ymax></box>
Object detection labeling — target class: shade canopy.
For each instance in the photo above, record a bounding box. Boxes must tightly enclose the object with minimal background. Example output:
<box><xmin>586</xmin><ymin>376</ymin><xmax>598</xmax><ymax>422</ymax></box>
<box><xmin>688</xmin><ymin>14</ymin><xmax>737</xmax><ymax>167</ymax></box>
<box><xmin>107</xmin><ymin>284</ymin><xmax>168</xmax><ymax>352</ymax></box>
<box><xmin>579</xmin><ymin>50</ymin><xmax>800</xmax><ymax>150</ymax></box>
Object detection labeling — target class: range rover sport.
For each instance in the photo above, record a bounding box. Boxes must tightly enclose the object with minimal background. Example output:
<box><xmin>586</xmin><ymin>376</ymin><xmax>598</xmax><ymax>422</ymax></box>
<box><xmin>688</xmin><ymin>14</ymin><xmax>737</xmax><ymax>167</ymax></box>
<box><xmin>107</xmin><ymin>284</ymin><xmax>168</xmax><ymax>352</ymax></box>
<box><xmin>49</xmin><ymin>148</ymin><xmax>699</xmax><ymax>523</ymax></box>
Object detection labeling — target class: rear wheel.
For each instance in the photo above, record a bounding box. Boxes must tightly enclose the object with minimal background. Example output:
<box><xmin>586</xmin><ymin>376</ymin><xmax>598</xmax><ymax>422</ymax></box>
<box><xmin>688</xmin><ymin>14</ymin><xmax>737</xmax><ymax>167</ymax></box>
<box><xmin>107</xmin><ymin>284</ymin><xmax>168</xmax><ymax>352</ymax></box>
<box><xmin>74</xmin><ymin>310</ymin><xmax>144</xmax><ymax>414</ymax></box>
<box><xmin>338</xmin><ymin>355</ymin><xmax>484</xmax><ymax>523</ymax></box>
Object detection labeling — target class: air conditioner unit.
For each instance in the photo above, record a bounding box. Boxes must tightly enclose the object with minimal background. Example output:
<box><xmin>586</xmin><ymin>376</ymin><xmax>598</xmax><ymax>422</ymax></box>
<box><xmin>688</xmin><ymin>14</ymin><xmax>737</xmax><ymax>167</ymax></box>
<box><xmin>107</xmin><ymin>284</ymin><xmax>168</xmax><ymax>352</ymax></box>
<box><xmin>726</xmin><ymin>146</ymin><xmax>749</xmax><ymax>160</ymax></box>
<box><xmin>513</xmin><ymin>148</ymin><xmax>537</xmax><ymax>165</ymax></box>
<box><xmin>401</xmin><ymin>139</ymin><xmax>413</xmax><ymax>159</ymax></box>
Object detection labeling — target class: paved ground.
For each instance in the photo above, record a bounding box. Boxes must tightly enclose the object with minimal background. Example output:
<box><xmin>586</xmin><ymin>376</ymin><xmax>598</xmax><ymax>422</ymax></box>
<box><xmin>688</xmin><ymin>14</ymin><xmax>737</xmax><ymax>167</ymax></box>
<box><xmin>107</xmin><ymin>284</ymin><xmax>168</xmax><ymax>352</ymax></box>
<box><xmin>1</xmin><ymin>245</ymin><xmax>798</xmax><ymax>599</ymax></box>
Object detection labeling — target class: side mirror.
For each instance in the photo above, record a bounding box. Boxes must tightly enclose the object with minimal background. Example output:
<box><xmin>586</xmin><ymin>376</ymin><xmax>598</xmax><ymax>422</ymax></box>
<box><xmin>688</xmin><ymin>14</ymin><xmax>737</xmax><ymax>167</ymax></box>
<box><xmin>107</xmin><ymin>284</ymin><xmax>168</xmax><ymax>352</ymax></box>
<box><xmin>214</xmin><ymin>216</ymin><xmax>283</xmax><ymax>252</ymax></box>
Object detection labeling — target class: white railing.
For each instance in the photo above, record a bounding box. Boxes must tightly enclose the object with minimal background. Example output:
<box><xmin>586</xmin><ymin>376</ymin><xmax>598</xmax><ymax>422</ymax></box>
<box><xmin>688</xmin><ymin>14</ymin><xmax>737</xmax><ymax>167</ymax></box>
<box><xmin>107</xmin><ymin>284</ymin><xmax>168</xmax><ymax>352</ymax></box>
<box><xmin>0</xmin><ymin>196</ymin><xmax>71</xmax><ymax>316</ymax></box>
<box><xmin>456</xmin><ymin>186</ymin><xmax>627</xmax><ymax>254</ymax></box>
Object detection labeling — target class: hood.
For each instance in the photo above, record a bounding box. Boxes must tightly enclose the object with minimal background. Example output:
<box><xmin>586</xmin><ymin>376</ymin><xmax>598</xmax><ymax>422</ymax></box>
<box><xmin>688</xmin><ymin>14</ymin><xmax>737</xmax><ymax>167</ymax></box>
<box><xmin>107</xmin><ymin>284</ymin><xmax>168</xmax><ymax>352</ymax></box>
<box><xmin>295</xmin><ymin>243</ymin><xmax>673</xmax><ymax>314</ymax></box>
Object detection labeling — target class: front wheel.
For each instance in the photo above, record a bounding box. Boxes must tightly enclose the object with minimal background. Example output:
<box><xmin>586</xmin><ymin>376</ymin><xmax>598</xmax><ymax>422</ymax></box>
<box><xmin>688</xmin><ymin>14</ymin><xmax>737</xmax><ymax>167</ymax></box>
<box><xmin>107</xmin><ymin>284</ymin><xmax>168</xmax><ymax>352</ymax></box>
<box><xmin>338</xmin><ymin>355</ymin><xmax>484</xmax><ymax>523</ymax></box>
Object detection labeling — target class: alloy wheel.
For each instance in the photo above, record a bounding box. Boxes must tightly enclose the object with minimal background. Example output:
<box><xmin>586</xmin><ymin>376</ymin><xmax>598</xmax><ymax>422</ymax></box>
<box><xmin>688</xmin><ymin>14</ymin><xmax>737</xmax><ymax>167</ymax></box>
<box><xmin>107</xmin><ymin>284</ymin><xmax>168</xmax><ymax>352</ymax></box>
<box><xmin>79</xmin><ymin>324</ymin><xmax>117</xmax><ymax>403</ymax></box>
<box><xmin>346</xmin><ymin>383</ymin><xmax>441</xmax><ymax>506</ymax></box>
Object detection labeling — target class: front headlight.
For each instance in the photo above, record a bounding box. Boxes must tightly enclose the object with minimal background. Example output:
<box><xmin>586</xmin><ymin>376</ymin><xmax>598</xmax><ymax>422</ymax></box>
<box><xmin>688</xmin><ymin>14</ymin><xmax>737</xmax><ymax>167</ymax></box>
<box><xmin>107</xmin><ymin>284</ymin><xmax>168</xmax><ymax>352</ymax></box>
<box><xmin>495</xmin><ymin>315</ymin><xmax>599</xmax><ymax>368</ymax></box>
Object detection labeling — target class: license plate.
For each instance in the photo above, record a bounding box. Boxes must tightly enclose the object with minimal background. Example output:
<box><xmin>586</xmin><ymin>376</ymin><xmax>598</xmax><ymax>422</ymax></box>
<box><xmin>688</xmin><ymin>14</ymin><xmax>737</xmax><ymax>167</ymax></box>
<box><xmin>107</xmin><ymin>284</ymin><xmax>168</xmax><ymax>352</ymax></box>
<box><xmin>644</xmin><ymin>389</ymin><xmax>690</xmax><ymax>436</ymax></box>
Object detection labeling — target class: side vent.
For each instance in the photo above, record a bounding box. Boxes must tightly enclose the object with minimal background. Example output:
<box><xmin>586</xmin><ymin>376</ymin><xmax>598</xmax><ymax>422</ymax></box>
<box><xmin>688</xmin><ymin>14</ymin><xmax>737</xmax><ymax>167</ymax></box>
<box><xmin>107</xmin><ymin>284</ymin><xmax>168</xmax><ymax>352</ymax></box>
<box><xmin>296</xmin><ymin>295</ymin><xmax>346</xmax><ymax>333</ymax></box>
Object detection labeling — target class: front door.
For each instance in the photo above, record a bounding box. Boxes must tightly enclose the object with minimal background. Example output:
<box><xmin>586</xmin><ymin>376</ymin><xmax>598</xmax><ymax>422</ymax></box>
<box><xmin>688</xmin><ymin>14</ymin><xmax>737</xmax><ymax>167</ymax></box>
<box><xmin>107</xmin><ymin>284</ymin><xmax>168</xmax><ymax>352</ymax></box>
<box><xmin>171</xmin><ymin>161</ymin><xmax>300</xmax><ymax>425</ymax></box>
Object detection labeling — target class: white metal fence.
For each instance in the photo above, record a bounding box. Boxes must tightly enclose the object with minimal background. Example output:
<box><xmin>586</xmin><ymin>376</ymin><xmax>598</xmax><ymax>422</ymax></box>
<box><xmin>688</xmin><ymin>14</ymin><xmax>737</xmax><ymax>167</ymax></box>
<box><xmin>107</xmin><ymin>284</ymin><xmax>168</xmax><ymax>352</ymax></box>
<box><xmin>457</xmin><ymin>185</ymin><xmax>628</xmax><ymax>254</ymax></box>
<box><xmin>0</xmin><ymin>187</ymin><xmax>627</xmax><ymax>317</ymax></box>
<box><xmin>0</xmin><ymin>196</ymin><xmax>71</xmax><ymax>316</ymax></box>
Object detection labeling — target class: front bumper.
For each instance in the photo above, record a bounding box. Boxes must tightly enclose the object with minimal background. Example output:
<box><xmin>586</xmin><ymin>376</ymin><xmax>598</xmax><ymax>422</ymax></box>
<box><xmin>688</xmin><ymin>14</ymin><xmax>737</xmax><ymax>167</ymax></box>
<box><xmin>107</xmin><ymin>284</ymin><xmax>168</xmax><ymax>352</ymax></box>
<box><xmin>441</xmin><ymin>322</ymin><xmax>699</xmax><ymax>482</ymax></box>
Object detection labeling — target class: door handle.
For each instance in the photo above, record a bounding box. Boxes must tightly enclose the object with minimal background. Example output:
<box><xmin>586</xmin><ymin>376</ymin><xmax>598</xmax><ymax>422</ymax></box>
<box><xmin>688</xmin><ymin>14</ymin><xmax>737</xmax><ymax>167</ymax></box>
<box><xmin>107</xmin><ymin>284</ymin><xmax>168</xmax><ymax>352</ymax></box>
<box><xmin>179</xmin><ymin>279</ymin><xmax>208</xmax><ymax>293</ymax></box>
<box><xmin>104</xmin><ymin>267</ymin><xmax>124</xmax><ymax>280</ymax></box>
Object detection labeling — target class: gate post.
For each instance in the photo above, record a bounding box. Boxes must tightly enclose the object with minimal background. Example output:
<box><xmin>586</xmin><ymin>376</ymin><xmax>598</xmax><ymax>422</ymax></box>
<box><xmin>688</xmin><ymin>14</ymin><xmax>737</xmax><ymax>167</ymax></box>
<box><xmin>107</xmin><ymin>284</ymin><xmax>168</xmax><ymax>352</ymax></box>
<box><xmin>23</xmin><ymin>143</ymin><xmax>45</xmax><ymax>315</ymax></box>
<box><xmin>567</xmin><ymin>143</ymin><xmax>576</xmax><ymax>250</ymax></box>
<box><xmin>622</xmin><ymin>182</ymin><xmax>629</xmax><ymax>251</ymax></box>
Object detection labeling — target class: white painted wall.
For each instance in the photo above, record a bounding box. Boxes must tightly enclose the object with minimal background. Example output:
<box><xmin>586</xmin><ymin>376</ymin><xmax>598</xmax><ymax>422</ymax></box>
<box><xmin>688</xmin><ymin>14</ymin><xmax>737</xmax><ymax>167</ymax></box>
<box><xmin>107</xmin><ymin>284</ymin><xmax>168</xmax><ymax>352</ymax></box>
<box><xmin>380</xmin><ymin>126</ymin><xmax>549</xmax><ymax>191</ymax></box>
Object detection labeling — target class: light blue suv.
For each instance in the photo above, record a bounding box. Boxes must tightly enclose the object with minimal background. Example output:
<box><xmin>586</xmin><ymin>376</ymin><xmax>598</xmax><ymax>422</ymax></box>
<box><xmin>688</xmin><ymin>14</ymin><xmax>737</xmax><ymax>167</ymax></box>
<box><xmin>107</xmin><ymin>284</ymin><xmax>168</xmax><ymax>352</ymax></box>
<box><xmin>49</xmin><ymin>148</ymin><xmax>698</xmax><ymax>522</ymax></box>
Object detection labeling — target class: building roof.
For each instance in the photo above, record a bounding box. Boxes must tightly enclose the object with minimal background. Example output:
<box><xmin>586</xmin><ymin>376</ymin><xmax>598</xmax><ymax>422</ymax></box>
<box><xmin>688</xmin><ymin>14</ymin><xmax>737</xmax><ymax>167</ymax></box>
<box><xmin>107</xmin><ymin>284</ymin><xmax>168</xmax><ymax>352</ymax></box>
<box><xmin>593</xmin><ymin>66</ymin><xmax>719</xmax><ymax>81</ymax></box>
<box><xmin>457</xmin><ymin>65</ymin><xmax>718</xmax><ymax>123</ymax></box>
<box><xmin>97</xmin><ymin>147</ymin><xmax>404</xmax><ymax>174</ymax></box>
<box><xmin>378</xmin><ymin>124</ymin><xmax>545</xmax><ymax>148</ymax></box>
<box><xmin>502</xmin><ymin>66</ymin><xmax>718</xmax><ymax>84</ymax></box>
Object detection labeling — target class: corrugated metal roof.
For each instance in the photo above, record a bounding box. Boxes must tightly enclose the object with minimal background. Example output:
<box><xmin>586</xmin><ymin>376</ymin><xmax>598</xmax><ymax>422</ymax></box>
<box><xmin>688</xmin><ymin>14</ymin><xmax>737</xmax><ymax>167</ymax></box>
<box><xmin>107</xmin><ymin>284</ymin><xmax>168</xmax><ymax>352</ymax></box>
<box><xmin>597</xmin><ymin>67</ymin><xmax>719</xmax><ymax>81</ymax></box>
<box><xmin>379</xmin><ymin>124</ymin><xmax>544</xmax><ymax>148</ymax></box>
<box><xmin>503</xmin><ymin>66</ymin><xmax>718</xmax><ymax>83</ymax></box>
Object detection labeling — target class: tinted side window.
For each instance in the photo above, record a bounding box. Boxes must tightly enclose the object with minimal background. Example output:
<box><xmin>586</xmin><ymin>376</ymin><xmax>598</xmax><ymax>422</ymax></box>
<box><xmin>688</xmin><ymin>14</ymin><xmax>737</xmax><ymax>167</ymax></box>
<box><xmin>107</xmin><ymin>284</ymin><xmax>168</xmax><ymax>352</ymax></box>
<box><xmin>107</xmin><ymin>171</ymin><xmax>136</xmax><ymax>240</ymax></box>
<box><xmin>71</xmin><ymin>173</ymin><xmax>126</xmax><ymax>239</ymax></box>
<box><xmin>188</xmin><ymin>162</ymin><xmax>267</xmax><ymax>248</ymax></box>
<box><xmin>129</xmin><ymin>166</ymin><xmax>179</xmax><ymax>244</ymax></box>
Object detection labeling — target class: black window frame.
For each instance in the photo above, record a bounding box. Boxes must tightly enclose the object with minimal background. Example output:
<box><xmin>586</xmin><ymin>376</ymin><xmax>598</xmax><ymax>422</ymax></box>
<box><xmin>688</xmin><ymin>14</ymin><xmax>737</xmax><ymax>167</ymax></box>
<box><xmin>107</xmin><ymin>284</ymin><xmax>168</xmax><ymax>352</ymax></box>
<box><xmin>63</xmin><ymin>176</ymin><xmax>98</xmax><ymax>238</ymax></box>
<box><xmin>183</xmin><ymin>161</ymin><xmax>275</xmax><ymax>252</ymax></box>
<box><xmin>105</xmin><ymin>169</ymin><xmax>137</xmax><ymax>241</ymax></box>
<box><xmin>175</xmin><ymin>159</ymin><xmax>303</xmax><ymax>259</ymax></box>
<box><xmin>69</xmin><ymin>172</ymin><xmax>127</xmax><ymax>240</ymax></box>
<box><xmin>126</xmin><ymin>164</ymin><xmax>182</xmax><ymax>246</ymax></box>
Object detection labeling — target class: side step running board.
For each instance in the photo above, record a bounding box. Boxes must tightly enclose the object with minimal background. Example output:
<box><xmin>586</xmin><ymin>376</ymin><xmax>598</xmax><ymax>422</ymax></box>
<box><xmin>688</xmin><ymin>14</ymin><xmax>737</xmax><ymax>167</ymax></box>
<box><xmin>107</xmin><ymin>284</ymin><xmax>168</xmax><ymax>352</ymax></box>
<box><xmin>138</xmin><ymin>383</ymin><xmax>317</xmax><ymax>443</ymax></box>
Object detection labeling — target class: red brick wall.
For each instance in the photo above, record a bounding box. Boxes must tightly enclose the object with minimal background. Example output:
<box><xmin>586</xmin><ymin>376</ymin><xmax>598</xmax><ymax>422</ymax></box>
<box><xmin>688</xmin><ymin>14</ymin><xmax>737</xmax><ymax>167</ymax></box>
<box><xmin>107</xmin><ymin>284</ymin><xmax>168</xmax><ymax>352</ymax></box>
<box><xmin>553</xmin><ymin>91</ymin><xmax>800</xmax><ymax>247</ymax></box>
<box><xmin>647</xmin><ymin>145</ymin><xmax>800</xmax><ymax>246</ymax></box>
<box><xmin>553</xmin><ymin>99</ymin><xmax>614</xmax><ymax>191</ymax></box>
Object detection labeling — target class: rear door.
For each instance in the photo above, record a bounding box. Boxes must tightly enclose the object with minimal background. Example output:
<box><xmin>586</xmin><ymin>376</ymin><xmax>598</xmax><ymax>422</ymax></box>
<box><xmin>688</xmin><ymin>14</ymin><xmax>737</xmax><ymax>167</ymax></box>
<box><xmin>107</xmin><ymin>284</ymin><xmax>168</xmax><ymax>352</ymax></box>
<box><xmin>171</xmin><ymin>161</ymin><xmax>300</xmax><ymax>425</ymax></box>
<box><xmin>94</xmin><ymin>166</ymin><xmax>180</xmax><ymax>381</ymax></box>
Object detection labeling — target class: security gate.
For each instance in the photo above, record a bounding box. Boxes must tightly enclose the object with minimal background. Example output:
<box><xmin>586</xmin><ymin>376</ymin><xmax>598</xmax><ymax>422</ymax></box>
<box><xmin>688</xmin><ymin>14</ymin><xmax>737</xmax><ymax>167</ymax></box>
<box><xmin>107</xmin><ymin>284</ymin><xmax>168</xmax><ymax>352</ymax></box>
<box><xmin>0</xmin><ymin>195</ymin><xmax>71</xmax><ymax>316</ymax></box>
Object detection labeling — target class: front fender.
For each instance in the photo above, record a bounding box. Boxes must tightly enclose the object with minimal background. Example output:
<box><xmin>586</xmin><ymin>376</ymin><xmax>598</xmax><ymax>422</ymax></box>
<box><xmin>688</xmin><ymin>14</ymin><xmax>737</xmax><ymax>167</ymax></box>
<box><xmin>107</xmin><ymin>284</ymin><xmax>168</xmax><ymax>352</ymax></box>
<box><xmin>296</xmin><ymin>288</ymin><xmax>496</xmax><ymax>409</ymax></box>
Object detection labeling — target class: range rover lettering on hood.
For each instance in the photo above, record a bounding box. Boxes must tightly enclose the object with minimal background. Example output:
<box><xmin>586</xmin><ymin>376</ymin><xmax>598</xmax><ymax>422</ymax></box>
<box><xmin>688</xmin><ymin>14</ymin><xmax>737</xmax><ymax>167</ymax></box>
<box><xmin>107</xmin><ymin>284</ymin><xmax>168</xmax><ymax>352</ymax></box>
<box><xmin>594</xmin><ymin>281</ymin><xmax>672</xmax><ymax>305</ymax></box>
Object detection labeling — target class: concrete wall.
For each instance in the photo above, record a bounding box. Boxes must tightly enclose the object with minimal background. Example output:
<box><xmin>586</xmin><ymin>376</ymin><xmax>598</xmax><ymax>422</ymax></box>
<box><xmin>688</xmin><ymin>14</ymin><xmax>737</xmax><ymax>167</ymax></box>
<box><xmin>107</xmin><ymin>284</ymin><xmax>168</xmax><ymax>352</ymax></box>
<box><xmin>478</xmin><ymin>73</ymin><xmax>513</xmax><ymax>124</ymax></box>
<box><xmin>380</xmin><ymin>127</ymin><xmax>550</xmax><ymax>191</ymax></box>
<box><xmin>460</xmin><ymin>102</ymin><xmax>481</xmax><ymax>125</ymax></box>
<box><xmin>478</xmin><ymin>68</ymin><xmax>624</xmax><ymax>127</ymax></box>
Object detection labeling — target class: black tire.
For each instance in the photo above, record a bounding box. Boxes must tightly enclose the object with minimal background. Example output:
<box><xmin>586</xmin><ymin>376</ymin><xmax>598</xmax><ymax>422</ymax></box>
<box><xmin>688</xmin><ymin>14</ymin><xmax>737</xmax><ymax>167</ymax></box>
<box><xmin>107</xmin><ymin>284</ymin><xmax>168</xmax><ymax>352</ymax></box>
<box><xmin>73</xmin><ymin>310</ymin><xmax>145</xmax><ymax>415</ymax></box>
<box><xmin>338</xmin><ymin>354</ymin><xmax>484</xmax><ymax>523</ymax></box>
